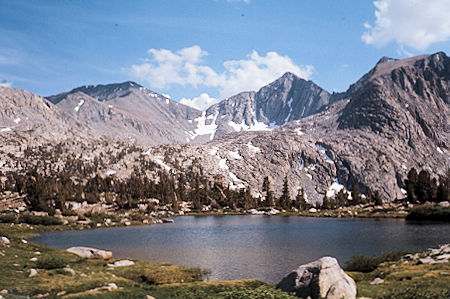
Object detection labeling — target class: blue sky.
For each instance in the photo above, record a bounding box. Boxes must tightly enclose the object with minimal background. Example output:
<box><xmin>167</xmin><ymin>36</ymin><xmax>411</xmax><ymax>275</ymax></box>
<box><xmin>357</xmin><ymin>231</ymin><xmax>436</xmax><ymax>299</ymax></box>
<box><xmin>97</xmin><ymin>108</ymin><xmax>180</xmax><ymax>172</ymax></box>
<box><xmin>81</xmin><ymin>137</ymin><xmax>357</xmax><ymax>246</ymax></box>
<box><xmin>1</xmin><ymin>0</ymin><xmax>449</xmax><ymax>109</ymax></box>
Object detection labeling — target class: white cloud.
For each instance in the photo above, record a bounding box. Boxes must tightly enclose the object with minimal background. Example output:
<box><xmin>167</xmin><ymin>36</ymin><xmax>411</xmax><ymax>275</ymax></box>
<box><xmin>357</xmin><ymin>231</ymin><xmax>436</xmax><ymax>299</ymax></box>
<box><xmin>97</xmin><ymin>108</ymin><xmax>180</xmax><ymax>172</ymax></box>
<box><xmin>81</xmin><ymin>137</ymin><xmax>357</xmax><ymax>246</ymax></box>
<box><xmin>130</xmin><ymin>45</ymin><xmax>313</xmax><ymax>98</ymax></box>
<box><xmin>0</xmin><ymin>80</ymin><xmax>11</xmax><ymax>88</ymax></box>
<box><xmin>227</xmin><ymin>0</ymin><xmax>251</xmax><ymax>3</ymax></box>
<box><xmin>180</xmin><ymin>93</ymin><xmax>220</xmax><ymax>111</ymax></box>
<box><xmin>362</xmin><ymin>0</ymin><xmax>450</xmax><ymax>51</ymax></box>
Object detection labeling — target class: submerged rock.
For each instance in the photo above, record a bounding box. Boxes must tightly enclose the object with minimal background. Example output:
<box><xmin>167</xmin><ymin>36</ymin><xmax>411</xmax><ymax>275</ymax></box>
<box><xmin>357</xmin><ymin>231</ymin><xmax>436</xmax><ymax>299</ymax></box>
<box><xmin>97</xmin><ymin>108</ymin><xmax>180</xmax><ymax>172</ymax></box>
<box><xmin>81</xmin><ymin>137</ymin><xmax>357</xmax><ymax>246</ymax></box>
<box><xmin>67</xmin><ymin>246</ymin><xmax>112</xmax><ymax>259</ymax></box>
<box><xmin>276</xmin><ymin>256</ymin><xmax>357</xmax><ymax>299</ymax></box>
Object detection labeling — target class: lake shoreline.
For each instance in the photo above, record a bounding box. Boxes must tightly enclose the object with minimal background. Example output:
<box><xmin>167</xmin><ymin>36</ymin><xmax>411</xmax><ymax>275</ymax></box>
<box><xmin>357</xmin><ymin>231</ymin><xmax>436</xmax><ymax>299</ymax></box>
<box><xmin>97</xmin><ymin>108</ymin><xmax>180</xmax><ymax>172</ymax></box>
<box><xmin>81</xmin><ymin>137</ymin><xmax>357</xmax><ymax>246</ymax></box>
<box><xmin>1</xmin><ymin>214</ymin><xmax>450</xmax><ymax>298</ymax></box>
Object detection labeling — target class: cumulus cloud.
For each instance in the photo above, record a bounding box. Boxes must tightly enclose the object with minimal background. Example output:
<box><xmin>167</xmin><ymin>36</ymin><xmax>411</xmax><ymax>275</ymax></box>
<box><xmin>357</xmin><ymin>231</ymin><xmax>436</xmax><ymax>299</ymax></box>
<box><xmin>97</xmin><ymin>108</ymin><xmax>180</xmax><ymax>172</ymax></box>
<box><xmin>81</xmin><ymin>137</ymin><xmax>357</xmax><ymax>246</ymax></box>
<box><xmin>180</xmin><ymin>93</ymin><xmax>220</xmax><ymax>110</ymax></box>
<box><xmin>130</xmin><ymin>45</ymin><xmax>313</xmax><ymax>98</ymax></box>
<box><xmin>362</xmin><ymin>0</ymin><xmax>450</xmax><ymax>51</ymax></box>
<box><xmin>0</xmin><ymin>80</ymin><xmax>12</xmax><ymax>88</ymax></box>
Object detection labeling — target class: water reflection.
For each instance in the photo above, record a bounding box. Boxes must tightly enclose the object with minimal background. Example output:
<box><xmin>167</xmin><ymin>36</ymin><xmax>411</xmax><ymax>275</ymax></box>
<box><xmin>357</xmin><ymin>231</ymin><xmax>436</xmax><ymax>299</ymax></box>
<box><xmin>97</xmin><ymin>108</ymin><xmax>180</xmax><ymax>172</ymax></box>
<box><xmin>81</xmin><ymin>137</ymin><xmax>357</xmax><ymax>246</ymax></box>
<box><xmin>30</xmin><ymin>216</ymin><xmax>450</xmax><ymax>283</ymax></box>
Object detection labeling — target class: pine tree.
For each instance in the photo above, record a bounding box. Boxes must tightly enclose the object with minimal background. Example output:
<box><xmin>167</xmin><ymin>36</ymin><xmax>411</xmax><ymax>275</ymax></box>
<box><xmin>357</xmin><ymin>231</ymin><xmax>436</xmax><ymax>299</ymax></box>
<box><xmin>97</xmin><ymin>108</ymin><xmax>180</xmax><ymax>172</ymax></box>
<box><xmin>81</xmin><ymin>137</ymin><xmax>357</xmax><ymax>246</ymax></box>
<box><xmin>279</xmin><ymin>176</ymin><xmax>291</xmax><ymax>210</ymax></box>
<box><xmin>351</xmin><ymin>183</ymin><xmax>361</xmax><ymax>206</ymax></box>
<box><xmin>416</xmin><ymin>170</ymin><xmax>431</xmax><ymax>203</ymax></box>
<box><xmin>262</xmin><ymin>176</ymin><xmax>274</xmax><ymax>207</ymax></box>
<box><xmin>296</xmin><ymin>187</ymin><xmax>307</xmax><ymax>211</ymax></box>
<box><xmin>321</xmin><ymin>194</ymin><xmax>330</xmax><ymax>210</ymax></box>
<box><xmin>405</xmin><ymin>168</ymin><xmax>418</xmax><ymax>203</ymax></box>
<box><xmin>373</xmin><ymin>190</ymin><xmax>382</xmax><ymax>206</ymax></box>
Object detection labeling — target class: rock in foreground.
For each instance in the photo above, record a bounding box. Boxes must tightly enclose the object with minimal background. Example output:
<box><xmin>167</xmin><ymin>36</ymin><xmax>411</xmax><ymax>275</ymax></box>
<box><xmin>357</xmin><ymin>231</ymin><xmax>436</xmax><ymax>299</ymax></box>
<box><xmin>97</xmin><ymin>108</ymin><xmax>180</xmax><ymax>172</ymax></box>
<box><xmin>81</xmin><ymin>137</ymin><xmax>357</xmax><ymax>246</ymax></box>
<box><xmin>67</xmin><ymin>246</ymin><xmax>112</xmax><ymax>259</ymax></box>
<box><xmin>276</xmin><ymin>256</ymin><xmax>356</xmax><ymax>299</ymax></box>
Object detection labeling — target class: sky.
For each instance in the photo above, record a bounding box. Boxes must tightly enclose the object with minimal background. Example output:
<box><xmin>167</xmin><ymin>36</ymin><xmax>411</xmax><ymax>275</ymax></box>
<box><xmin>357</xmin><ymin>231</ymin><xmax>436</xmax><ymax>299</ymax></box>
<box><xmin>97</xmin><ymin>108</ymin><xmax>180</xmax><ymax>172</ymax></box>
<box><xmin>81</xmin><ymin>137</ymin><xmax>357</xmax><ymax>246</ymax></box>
<box><xmin>1</xmin><ymin>0</ymin><xmax>449</xmax><ymax>110</ymax></box>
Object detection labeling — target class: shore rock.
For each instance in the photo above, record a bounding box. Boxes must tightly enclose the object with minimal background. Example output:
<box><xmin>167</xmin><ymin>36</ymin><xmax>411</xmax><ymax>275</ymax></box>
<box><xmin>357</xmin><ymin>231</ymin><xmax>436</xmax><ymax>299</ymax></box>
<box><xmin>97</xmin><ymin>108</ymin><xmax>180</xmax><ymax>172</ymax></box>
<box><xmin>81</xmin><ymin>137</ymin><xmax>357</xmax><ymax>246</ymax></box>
<box><xmin>67</xmin><ymin>246</ymin><xmax>112</xmax><ymax>259</ymax></box>
<box><xmin>107</xmin><ymin>260</ymin><xmax>135</xmax><ymax>267</ymax></box>
<box><xmin>0</xmin><ymin>236</ymin><xmax>10</xmax><ymax>244</ymax></box>
<box><xmin>276</xmin><ymin>256</ymin><xmax>357</xmax><ymax>299</ymax></box>
<box><xmin>370</xmin><ymin>277</ymin><xmax>384</xmax><ymax>285</ymax></box>
<box><xmin>28</xmin><ymin>268</ymin><xmax>37</xmax><ymax>277</ymax></box>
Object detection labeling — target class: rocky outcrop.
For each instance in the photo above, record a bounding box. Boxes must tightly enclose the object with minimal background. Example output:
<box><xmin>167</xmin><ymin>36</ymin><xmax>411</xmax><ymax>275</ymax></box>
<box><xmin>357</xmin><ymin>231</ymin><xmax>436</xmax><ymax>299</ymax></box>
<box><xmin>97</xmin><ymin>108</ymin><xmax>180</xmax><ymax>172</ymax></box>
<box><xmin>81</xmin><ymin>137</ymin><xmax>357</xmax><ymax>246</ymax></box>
<box><xmin>67</xmin><ymin>247</ymin><xmax>112</xmax><ymax>259</ymax></box>
<box><xmin>276</xmin><ymin>256</ymin><xmax>357</xmax><ymax>299</ymax></box>
<box><xmin>403</xmin><ymin>243</ymin><xmax>450</xmax><ymax>264</ymax></box>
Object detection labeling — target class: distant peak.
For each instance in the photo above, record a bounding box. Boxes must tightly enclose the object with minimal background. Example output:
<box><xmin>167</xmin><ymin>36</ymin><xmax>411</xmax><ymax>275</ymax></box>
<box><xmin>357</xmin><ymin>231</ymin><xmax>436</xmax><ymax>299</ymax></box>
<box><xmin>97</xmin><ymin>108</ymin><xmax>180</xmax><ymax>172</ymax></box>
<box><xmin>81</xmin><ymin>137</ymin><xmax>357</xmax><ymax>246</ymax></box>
<box><xmin>377</xmin><ymin>56</ymin><xmax>397</xmax><ymax>65</ymax></box>
<box><xmin>281</xmin><ymin>72</ymin><xmax>298</xmax><ymax>79</ymax></box>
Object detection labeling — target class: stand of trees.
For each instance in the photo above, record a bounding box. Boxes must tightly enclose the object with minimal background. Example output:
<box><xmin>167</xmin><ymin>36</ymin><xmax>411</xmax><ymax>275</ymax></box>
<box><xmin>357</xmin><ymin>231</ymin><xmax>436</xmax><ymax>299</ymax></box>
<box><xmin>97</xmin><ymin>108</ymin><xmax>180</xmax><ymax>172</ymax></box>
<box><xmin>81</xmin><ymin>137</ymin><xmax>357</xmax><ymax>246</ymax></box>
<box><xmin>405</xmin><ymin>168</ymin><xmax>449</xmax><ymax>203</ymax></box>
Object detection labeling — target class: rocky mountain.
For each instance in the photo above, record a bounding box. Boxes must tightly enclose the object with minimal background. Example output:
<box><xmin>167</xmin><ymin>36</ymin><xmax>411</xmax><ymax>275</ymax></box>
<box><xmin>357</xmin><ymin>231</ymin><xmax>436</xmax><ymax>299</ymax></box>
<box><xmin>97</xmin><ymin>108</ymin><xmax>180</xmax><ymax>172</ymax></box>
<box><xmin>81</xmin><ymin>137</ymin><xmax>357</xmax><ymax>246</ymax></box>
<box><xmin>47</xmin><ymin>82</ymin><xmax>203</xmax><ymax>145</ymax></box>
<box><xmin>202</xmin><ymin>73</ymin><xmax>332</xmax><ymax>140</ymax></box>
<box><xmin>1</xmin><ymin>52</ymin><xmax>448</xmax><ymax>205</ymax></box>
<box><xmin>152</xmin><ymin>52</ymin><xmax>449</xmax><ymax>203</ymax></box>
<box><xmin>0</xmin><ymin>86</ymin><xmax>91</xmax><ymax>146</ymax></box>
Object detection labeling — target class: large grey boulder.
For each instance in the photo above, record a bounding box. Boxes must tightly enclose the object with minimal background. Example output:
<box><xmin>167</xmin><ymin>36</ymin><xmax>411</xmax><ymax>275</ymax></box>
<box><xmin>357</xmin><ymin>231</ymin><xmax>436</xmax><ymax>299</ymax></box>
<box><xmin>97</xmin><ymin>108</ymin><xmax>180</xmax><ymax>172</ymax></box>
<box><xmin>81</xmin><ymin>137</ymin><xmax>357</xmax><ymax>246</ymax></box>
<box><xmin>67</xmin><ymin>246</ymin><xmax>112</xmax><ymax>259</ymax></box>
<box><xmin>276</xmin><ymin>256</ymin><xmax>357</xmax><ymax>299</ymax></box>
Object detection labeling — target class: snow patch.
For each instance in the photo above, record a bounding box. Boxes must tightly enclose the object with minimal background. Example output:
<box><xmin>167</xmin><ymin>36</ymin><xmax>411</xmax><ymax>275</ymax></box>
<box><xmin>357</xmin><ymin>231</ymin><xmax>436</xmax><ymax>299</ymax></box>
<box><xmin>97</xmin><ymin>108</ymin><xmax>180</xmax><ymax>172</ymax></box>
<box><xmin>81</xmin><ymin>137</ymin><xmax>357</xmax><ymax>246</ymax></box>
<box><xmin>229</xmin><ymin>172</ymin><xmax>242</xmax><ymax>182</ymax></box>
<box><xmin>326</xmin><ymin>179</ymin><xmax>345</xmax><ymax>198</ymax></box>
<box><xmin>154</xmin><ymin>158</ymin><xmax>171</xmax><ymax>171</ymax></box>
<box><xmin>14</xmin><ymin>118</ymin><xmax>21</xmax><ymax>124</ymax></box>
<box><xmin>190</xmin><ymin>111</ymin><xmax>219</xmax><ymax>141</ymax></box>
<box><xmin>0</xmin><ymin>161</ymin><xmax>4</xmax><ymax>168</ymax></box>
<box><xmin>305</xmin><ymin>173</ymin><xmax>312</xmax><ymax>180</ymax></box>
<box><xmin>0</xmin><ymin>127</ymin><xmax>12</xmax><ymax>132</ymax></box>
<box><xmin>228</xmin><ymin>150</ymin><xmax>243</xmax><ymax>160</ymax></box>
<box><xmin>165</xmin><ymin>98</ymin><xmax>170</xmax><ymax>105</ymax></box>
<box><xmin>246</xmin><ymin>142</ymin><xmax>261</xmax><ymax>154</ymax></box>
<box><xmin>218</xmin><ymin>159</ymin><xmax>229</xmax><ymax>170</ymax></box>
<box><xmin>142</xmin><ymin>148</ymin><xmax>152</xmax><ymax>156</ymax></box>
<box><xmin>437</xmin><ymin>147</ymin><xmax>444</xmax><ymax>154</ymax></box>
<box><xmin>209</xmin><ymin>147</ymin><xmax>219</xmax><ymax>156</ymax></box>
<box><xmin>315</xmin><ymin>144</ymin><xmax>334</xmax><ymax>164</ymax></box>
<box><xmin>401</xmin><ymin>164</ymin><xmax>407</xmax><ymax>170</ymax></box>
<box><xmin>284</xmin><ymin>98</ymin><xmax>293</xmax><ymax>124</ymax></box>
<box><xmin>74</xmin><ymin>100</ymin><xmax>85</xmax><ymax>112</ymax></box>
<box><xmin>106</xmin><ymin>170</ymin><xmax>116</xmax><ymax>176</ymax></box>
<box><xmin>295</xmin><ymin>128</ymin><xmax>305</xmax><ymax>136</ymax></box>
<box><xmin>400</xmin><ymin>188</ymin><xmax>407</xmax><ymax>195</ymax></box>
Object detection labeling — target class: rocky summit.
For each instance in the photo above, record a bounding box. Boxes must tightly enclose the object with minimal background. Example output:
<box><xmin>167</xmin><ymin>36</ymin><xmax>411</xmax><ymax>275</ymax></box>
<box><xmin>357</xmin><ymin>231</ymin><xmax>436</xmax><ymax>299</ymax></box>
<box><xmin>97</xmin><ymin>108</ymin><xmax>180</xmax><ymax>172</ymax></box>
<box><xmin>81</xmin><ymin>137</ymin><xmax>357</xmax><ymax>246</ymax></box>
<box><xmin>0</xmin><ymin>52</ymin><xmax>448</xmax><ymax>204</ymax></box>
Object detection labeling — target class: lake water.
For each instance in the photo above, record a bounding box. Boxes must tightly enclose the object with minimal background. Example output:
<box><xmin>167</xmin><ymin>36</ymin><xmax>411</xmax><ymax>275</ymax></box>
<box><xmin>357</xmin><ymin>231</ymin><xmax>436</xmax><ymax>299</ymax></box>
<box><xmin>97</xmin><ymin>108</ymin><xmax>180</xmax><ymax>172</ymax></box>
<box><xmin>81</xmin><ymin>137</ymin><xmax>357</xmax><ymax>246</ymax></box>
<box><xmin>30</xmin><ymin>216</ymin><xmax>450</xmax><ymax>283</ymax></box>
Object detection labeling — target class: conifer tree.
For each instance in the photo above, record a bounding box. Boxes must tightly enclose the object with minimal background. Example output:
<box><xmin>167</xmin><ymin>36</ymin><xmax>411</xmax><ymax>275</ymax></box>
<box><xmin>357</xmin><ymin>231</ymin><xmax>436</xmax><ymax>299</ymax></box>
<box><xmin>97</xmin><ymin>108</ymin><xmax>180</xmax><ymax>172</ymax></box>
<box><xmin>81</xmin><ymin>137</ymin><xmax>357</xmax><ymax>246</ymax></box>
<box><xmin>279</xmin><ymin>176</ymin><xmax>291</xmax><ymax>210</ymax></box>
<box><xmin>351</xmin><ymin>183</ymin><xmax>361</xmax><ymax>205</ymax></box>
<box><xmin>262</xmin><ymin>176</ymin><xmax>274</xmax><ymax>207</ymax></box>
<box><xmin>295</xmin><ymin>187</ymin><xmax>306</xmax><ymax>210</ymax></box>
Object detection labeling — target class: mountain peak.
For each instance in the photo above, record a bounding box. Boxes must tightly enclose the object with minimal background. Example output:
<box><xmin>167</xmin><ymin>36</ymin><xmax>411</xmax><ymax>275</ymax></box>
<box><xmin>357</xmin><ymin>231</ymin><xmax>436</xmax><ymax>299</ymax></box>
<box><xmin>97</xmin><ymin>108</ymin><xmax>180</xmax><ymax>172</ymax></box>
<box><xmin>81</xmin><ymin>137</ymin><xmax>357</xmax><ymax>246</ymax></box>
<box><xmin>376</xmin><ymin>56</ymin><xmax>397</xmax><ymax>65</ymax></box>
<box><xmin>69</xmin><ymin>81</ymin><xmax>142</xmax><ymax>102</ymax></box>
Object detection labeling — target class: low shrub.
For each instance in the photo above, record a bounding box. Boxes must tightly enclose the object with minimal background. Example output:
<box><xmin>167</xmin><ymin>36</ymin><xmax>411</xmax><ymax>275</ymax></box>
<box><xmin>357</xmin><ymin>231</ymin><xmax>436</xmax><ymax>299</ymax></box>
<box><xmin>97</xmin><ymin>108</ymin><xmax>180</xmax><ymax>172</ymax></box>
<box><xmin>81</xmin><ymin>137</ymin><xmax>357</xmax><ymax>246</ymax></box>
<box><xmin>36</xmin><ymin>255</ymin><xmax>69</xmax><ymax>269</ymax></box>
<box><xmin>344</xmin><ymin>250</ymin><xmax>409</xmax><ymax>273</ymax></box>
<box><xmin>0</xmin><ymin>213</ymin><xmax>17</xmax><ymax>223</ymax></box>
<box><xmin>217</xmin><ymin>287</ymin><xmax>297</xmax><ymax>299</ymax></box>
<box><xmin>406</xmin><ymin>205</ymin><xmax>450</xmax><ymax>222</ymax></box>
<box><xmin>344</xmin><ymin>255</ymin><xmax>382</xmax><ymax>273</ymax></box>
<box><xmin>18</xmin><ymin>214</ymin><xmax>62</xmax><ymax>225</ymax></box>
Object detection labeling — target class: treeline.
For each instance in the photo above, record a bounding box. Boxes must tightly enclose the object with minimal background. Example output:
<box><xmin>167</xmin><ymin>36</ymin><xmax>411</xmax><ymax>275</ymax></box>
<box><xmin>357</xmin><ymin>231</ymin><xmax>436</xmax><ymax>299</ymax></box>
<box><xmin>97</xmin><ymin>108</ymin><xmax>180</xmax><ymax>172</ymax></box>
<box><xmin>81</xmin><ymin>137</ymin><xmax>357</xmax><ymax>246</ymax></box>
<box><xmin>404</xmin><ymin>168</ymin><xmax>449</xmax><ymax>203</ymax></box>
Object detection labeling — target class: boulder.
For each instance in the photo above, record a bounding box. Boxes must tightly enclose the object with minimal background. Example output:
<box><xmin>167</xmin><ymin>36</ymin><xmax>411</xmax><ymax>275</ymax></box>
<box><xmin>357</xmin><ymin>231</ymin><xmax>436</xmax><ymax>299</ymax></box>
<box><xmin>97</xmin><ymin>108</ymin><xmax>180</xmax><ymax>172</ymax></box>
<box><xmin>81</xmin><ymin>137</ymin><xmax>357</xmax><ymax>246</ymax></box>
<box><xmin>0</xmin><ymin>236</ymin><xmax>10</xmax><ymax>244</ymax></box>
<box><xmin>107</xmin><ymin>260</ymin><xmax>135</xmax><ymax>267</ymax></box>
<box><xmin>277</xmin><ymin>257</ymin><xmax>357</xmax><ymax>299</ymax></box>
<box><xmin>63</xmin><ymin>267</ymin><xmax>76</xmax><ymax>276</ymax></box>
<box><xmin>370</xmin><ymin>277</ymin><xmax>384</xmax><ymax>285</ymax></box>
<box><xmin>67</xmin><ymin>246</ymin><xmax>112</xmax><ymax>259</ymax></box>
<box><xmin>28</xmin><ymin>268</ymin><xmax>37</xmax><ymax>278</ymax></box>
